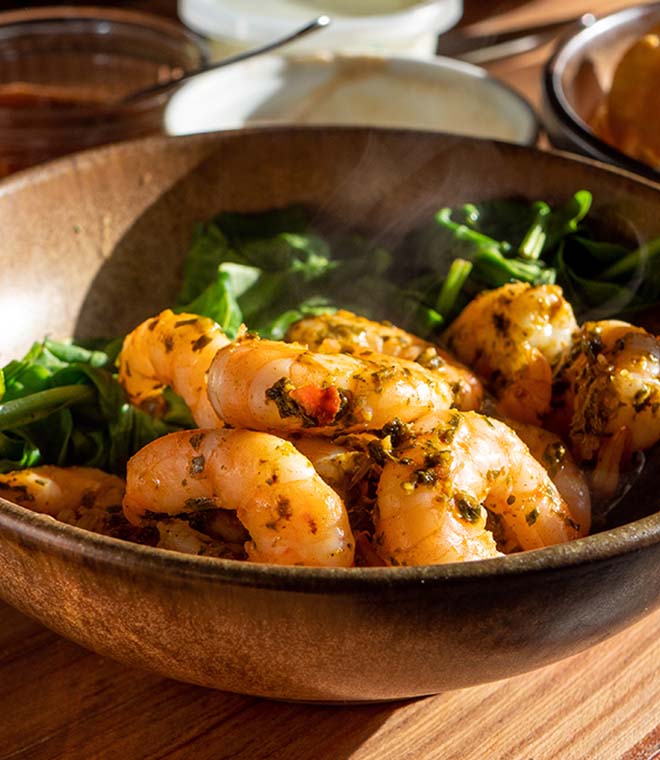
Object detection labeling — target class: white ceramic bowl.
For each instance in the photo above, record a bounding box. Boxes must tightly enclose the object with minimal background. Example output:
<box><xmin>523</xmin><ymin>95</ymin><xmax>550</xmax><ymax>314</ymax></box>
<box><xmin>165</xmin><ymin>53</ymin><xmax>538</xmax><ymax>145</ymax></box>
<box><xmin>178</xmin><ymin>0</ymin><xmax>463</xmax><ymax>58</ymax></box>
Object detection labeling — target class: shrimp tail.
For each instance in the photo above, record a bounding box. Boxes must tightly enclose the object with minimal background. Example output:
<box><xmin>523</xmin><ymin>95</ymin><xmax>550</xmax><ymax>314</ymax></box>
<box><xmin>591</xmin><ymin>426</ymin><xmax>632</xmax><ymax>503</ymax></box>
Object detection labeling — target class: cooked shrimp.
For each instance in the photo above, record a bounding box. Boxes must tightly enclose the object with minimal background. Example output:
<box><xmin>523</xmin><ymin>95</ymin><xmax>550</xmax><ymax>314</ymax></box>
<box><xmin>374</xmin><ymin>410</ymin><xmax>584</xmax><ymax>566</ymax></box>
<box><xmin>595</xmin><ymin>26</ymin><xmax>660</xmax><ymax>169</ymax></box>
<box><xmin>154</xmin><ymin>517</ymin><xmax>248</xmax><ymax>560</ymax></box>
<box><xmin>414</xmin><ymin>409</ymin><xmax>591</xmax><ymax>534</ymax></box>
<box><xmin>123</xmin><ymin>428</ymin><xmax>355</xmax><ymax>567</ymax></box>
<box><xmin>0</xmin><ymin>465</ymin><xmax>125</xmax><ymax>517</ymax></box>
<box><xmin>118</xmin><ymin>309</ymin><xmax>230</xmax><ymax>427</ymax></box>
<box><xmin>503</xmin><ymin>419</ymin><xmax>591</xmax><ymax>535</ymax></box>
<box><xmin>291</xmin><ymin>432</ymin><xmax>386</xmax><ymax>538</ymax></box>
<box><xmin>551</xmin><ymin>320</ymin><xmax>660</xmax><ymax>498</ymax></box>
<box><xmin>286</xmin><ymin>309</ymin><xmax>483</xmax><ymax>410</ymax></box>
<box><xmin>207</xmin><ymin>334</ymin><xmax>454</xmax><ymax>434</ymax></box>
<box><xmin>291</xmin><ymin>434</ymin><xmax>376</xmax><ymax>504</ymax></box>
<box><xmin>444</xmin><ymin>283</ymin><xmax>577</xmax><ymax>425</ymax></box>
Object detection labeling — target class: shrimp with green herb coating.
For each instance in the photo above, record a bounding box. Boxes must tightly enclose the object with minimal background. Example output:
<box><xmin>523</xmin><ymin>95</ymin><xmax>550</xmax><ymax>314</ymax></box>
<box><xmin>118</xmin><ymin>309</ymin><xmax>230</xmax><ymax>427</ymax></box>
<box><xmin>207</xmin><ymin>334</ymin><xmax>454</xmax><ymax>435</ymax></box>
<box><xmin>0</xmin><ymin>466</ymin><xmax>125</xmax><ymax>518</ymax></box>
<box><xmin>444</xmin><ymin>283</ymin><xmax>577</xmax><ymax>425</ymax></box>
<box><xmin>373</xmin><ymin>410</ymin><xmax>585</xmax><ymax>566</ymax></box>
<box><xmin>122</xmin><ymin>428</ymin><xmax>355</xmax><ymax>567</ymax></box>
<box><xmin>504</xmin><ymin>419</ymin><xmax>591</xmax><ymax>535</ymax></box>
<box><xmin>286</xmin><ymin>309</ymin><xmax>483</xmax><ymax>411</ymax></box>
<box><xmin>291</xmin><ymin>432</ymin><xmax>388</xmax><ymax>545</ymax></box>
<box><xmin>550</xmin><ymin>319</ymin><xmax>660</xmax><ymax>499</ymax></box>
<box><xmin>292</xmin><ymin>434</ymin><xmax>378</xmax><ymax>504</ymax></box>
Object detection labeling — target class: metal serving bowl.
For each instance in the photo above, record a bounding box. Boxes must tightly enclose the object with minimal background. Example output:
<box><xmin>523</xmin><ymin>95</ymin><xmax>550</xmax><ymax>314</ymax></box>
<box><xmin>543</xmin><ymin>3</ymin><xmax>660</xmax><ymax>183</ymax></box>
<box><xmin>0</xmin><ymin>127</ymin><xmax>659</xmax><ymax>702</ymax></box>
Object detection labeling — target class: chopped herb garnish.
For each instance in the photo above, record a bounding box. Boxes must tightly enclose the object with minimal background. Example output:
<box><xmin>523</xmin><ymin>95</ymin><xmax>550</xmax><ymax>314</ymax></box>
<box><xmin>3</xmin><ymin>190</ymin><xmax>659</xmax><ymax>484</ymax></box>
<box><xmin>525</xmin><ymin>508</ymin><xmax>539</xmax><ymax>526</ymax></box>
<box><xmin>456</xmin><ymin>496</ymin><xmax>482</xmax><ymax>524</ymax></box>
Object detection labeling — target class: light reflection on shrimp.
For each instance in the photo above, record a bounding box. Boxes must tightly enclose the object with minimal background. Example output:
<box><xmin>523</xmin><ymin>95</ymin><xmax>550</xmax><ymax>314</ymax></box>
<box><xmin>207</xmin><ymin>334</ymin><xmax>454</xmax><ymax>434</ymax></box>
<box><xmin>504</xmin><ymin>419</ymin><xmax>591</xmax><ymax>535</ymax></box>
<box><xmin>444</xmin><ymin>283</ymin><xmax>577</xmax><ymax>425</ymax></box>
<box><xmin>118</xmin><ymin>309</ymin><xmax>230</xmax><ymax>427</ymax></box>
<box><xmin>0</xmin><ymin>465</ymin><xmax>125</xmax><ymax>517</ymax></box>
<box><xmin>0</xmin><ymin>465</ymin><xmax>133</xmax><ymax>540</ymax></box>
<box><xmin>123</xmin><ymin>428</ymin><xmax>355</xmax><ymax>567</ymax></box>
<box><xmin>286</xmin><ymin>309</ymin><xmax>483</xmax><ymax>411</ymax></box>
<box><xmin>550</xmin><ymin>319</ymin><xmax>660</xmax><ymax>500</ymax></box>
<box><xmin>412</xmin><ymin>409</ymin><xmax>592</xmax><ymax>538</ymax></box>
<box><xmin>0</xmin><ymin>463</ymin><xmax>253</xmax><ymax>558</ymax></box>
<box><xmin>374</xmin><ymin>410</ymin><xmax>584</xmax><ymax>566</ymax></box>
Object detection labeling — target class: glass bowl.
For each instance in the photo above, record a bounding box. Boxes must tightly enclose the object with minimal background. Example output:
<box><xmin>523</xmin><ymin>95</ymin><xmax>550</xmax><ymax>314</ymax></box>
<box><xmin>0</xmin><ymin>6</ymin><xmax>206</xmax><ymax>175</ymax></box>
<box><xmin>542</xmin><ymin>3</ymin><xmax>660</xmax><ymax>183</ymax></box>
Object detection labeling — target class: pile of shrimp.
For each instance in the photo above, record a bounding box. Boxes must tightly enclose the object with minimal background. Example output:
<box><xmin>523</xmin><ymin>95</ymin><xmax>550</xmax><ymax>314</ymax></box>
<box><xmin>3</xmin><ymin>283</ymin><xmax>659</xmax><ymax>568</ymax></box>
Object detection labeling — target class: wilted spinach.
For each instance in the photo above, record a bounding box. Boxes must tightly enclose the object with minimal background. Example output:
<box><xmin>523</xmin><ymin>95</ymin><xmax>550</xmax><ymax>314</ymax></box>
<box><xmin>2</xmin><ymin>190</ymin><xmax>658</xmax><ymax>475</ymax></box>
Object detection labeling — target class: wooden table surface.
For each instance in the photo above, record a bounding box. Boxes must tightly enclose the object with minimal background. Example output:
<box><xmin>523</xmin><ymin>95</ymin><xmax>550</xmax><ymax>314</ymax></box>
<box><xmin>3</xmin><ymin>1</ymin><xmax>660</xmax><ymax>759</ymax></box>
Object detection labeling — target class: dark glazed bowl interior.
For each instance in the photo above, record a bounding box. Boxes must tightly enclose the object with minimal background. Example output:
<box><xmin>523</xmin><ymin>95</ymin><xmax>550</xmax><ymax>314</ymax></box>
<box><xmin>543</xmin><ymin>3</ymin><xmax>660</xmax><ymax>183</ymax></box>
<box><xmin>0</xmin><ymin>127</ymin><xmax>660</xmax><ymax>701</ymax></box>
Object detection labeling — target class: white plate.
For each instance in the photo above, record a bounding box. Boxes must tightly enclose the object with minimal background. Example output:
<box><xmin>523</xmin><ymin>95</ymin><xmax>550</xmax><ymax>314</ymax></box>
<box><xmin>165</xmin><ymin>53</ymin><xmax>538</xmax><ymax>145</ymax></box>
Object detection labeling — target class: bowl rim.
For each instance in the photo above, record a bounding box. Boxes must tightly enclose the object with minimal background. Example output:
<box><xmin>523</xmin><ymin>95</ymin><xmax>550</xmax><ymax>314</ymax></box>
<box><xmin>2</xmin><ymin>495</ymin><xmax>660</xmax><ymax>590</ymax></box>
<box><xmin>543</xmin><ymin>2</ymin><xmax>660</xmax><ymax>183</ymax></box>
<box><xmin>1</xmin><ymin>125</ymin><xmax>660</xmax><ymax>592</ymax></box>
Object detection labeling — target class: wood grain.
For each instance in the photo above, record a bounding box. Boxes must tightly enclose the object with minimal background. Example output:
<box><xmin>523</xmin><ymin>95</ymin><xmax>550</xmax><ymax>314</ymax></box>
<box><xmin>2</xmin><ymin>0</ymin><xmax>660</xmax><ymax>757</ymax></box>
<box><xmin>2</xmin><ymin>600</ymin><xmax>659</xmax><ymax>760</ymax></box>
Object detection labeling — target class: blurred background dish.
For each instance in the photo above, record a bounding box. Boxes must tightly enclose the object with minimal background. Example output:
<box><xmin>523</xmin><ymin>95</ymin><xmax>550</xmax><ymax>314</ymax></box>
<box><xmin>178</xmin><ymin>0</ymin><xmax>463</xmax><ymax>58</ymax></box>
<box><xmin>543</xmin><ymin>3</ymin><xmax>660</xmax><ymax>182</ymax></box>
<box><xmin>0</xmin><ymin>5</ymin><xmax>206</xmax><ymax>176</ymax></box>
<box><xmin>165</xmin><ymin>52</ymin><xmax>538</xmax><ymax>144</ymax></box>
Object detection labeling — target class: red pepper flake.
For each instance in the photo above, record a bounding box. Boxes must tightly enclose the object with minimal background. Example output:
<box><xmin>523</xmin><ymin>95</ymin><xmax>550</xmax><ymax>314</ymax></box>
<box><xmin>289</xmin><ymin>384</ymin><xmax>341</xmax><ymax>426</ymax></box>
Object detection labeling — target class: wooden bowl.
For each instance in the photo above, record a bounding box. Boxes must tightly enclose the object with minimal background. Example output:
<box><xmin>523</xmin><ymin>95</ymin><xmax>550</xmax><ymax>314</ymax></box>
<box><xmin>1</xmin><ymin>127</ymin><xmax>660</xmax><ymax>702</ymax></box>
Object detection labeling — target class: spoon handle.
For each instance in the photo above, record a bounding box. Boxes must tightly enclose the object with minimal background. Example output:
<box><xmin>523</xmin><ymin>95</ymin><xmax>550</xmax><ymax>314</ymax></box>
<box><xmin>124</xmin><ymin>15</ymin><xmax>331</xmax><ymax>104</ymax></box>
